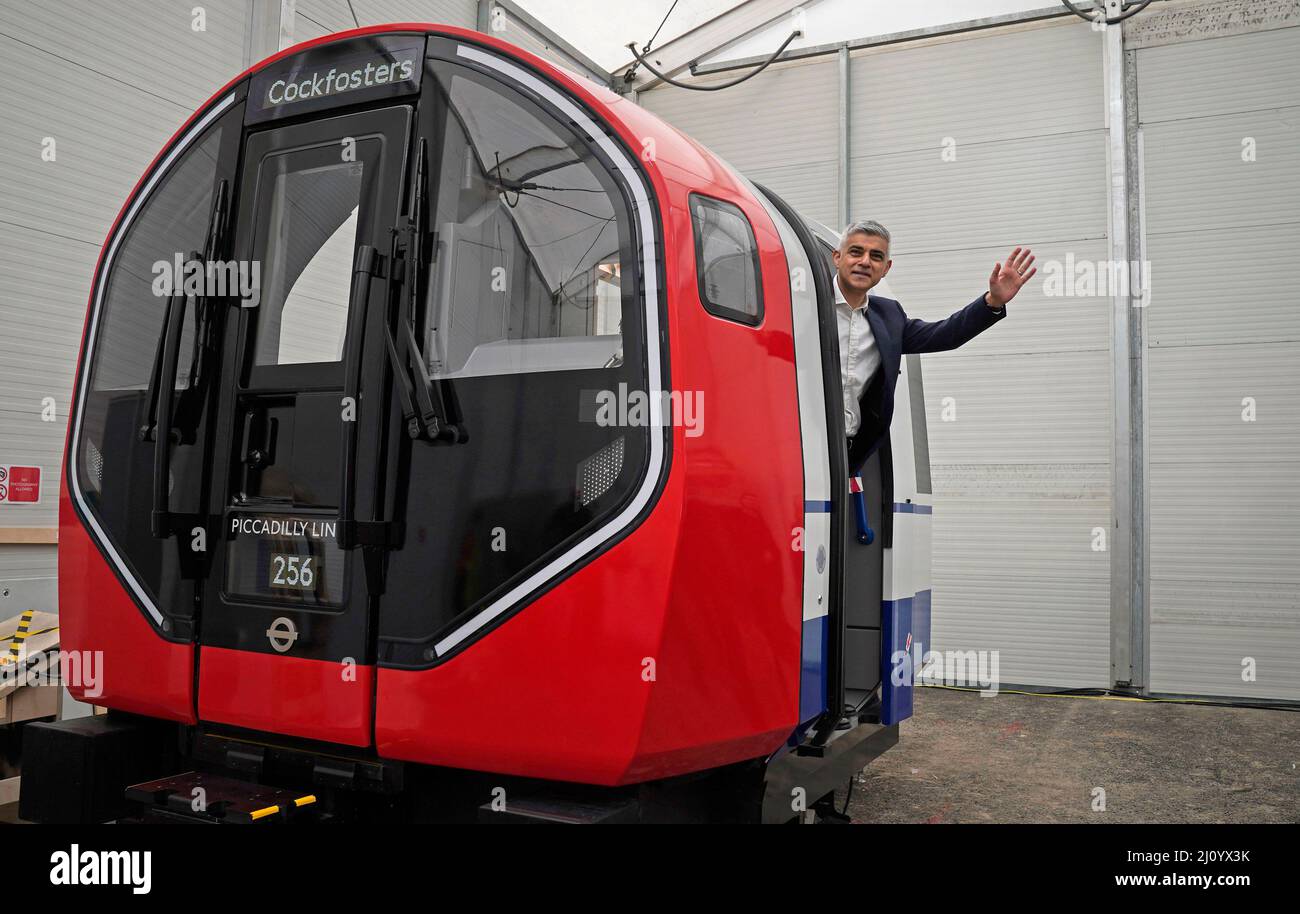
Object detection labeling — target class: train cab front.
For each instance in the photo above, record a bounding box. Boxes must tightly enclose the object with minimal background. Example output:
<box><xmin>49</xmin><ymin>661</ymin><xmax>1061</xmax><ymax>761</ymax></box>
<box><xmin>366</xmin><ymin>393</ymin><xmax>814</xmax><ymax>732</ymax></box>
<box><xmin>52</xmin><ymin>23</ymin><xmax>711</xmax><ymax>799</ymax></box>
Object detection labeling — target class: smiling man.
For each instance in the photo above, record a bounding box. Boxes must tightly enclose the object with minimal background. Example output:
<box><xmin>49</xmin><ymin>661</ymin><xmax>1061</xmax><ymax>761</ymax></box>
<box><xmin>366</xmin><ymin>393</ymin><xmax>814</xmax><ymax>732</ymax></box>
<box><xmin>832</xmin><ymin>220</ymin><xmax>1035</xmax><ymax>473</ymax></box>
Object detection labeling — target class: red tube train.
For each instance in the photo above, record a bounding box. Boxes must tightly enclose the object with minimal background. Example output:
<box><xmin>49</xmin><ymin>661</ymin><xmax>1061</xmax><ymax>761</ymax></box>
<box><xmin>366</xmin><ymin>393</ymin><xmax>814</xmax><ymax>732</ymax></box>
<box><xmin>24</xmin><ymin>23</ymin><xmax>933</xmax><ymax>824</ymax></box>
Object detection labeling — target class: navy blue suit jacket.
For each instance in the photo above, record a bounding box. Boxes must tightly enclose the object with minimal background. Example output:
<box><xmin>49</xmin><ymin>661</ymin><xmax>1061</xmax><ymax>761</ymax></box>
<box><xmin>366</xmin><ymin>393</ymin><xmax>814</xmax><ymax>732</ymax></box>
<box><xmin>847</xmin><ymin>292</ymin><xmax>1007</xmax><ymax>475</ymax></box>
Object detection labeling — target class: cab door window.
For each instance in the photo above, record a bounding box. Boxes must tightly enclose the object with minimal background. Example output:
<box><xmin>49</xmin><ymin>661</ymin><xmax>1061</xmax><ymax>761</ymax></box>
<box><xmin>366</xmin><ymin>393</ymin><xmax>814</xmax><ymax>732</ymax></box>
<box><xmin>252</xmin><ymin>158</ymin><xmax>365</xmax><ymax>367</ymax></box>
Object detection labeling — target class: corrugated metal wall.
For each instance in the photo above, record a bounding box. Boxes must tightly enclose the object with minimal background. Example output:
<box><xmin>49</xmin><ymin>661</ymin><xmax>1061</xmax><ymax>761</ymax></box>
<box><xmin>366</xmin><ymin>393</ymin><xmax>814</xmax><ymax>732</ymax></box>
<box><xmin>642</xmin><ymin>19</ymin><xmax>1113</xmax><ymax>688</ymax></box>
<box><xmin>640</xmin><ymin>57</ymin><xmax>841</xmax><ymax>226</ymax></box>
<box><xmin>292</xmin><ymin>0</ymin><xmax>476</xmax><ymax>43</ymax></box>
<box><xmin>0</xmin><ymin>0</ymin><xmax>255</xmax><ymax>617</ymax></box>
<box><xmin>1138</xmin><ymin>25</ymin><xmax>1300</xmax><ymax>700</ymax></box>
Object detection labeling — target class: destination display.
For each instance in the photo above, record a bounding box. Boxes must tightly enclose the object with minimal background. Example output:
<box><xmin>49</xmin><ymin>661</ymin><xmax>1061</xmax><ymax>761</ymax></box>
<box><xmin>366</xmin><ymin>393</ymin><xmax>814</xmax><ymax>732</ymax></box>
<box><xmin>224</xmin><ymin>513</ymin><xmax>345</xmax><ymax>607</ymax></box>
<box><xmin>247</xmin><ymin>36</ymin><xmax>424</xmax><ymax>123</ymax></box>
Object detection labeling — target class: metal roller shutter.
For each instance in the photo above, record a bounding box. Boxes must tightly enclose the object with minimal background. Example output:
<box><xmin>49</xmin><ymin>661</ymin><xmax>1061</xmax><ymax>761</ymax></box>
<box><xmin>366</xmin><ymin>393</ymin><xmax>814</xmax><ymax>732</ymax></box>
<box><xmin>1138</xmin><ymin>24</ymin><xmax>1300</xmax><ymax>700</ymax></box>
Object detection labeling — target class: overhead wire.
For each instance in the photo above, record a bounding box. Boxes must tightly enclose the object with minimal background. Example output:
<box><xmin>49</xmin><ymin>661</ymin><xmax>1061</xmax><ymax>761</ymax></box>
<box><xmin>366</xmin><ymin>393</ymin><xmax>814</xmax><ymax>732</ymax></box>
<box><xmin>626</xmin><ymin>29</ymin><xmax>802</xmax><ymax>92</ymax></box>
<box><xmin>624</xmin><ymin>0</ymin><xmax>681</xmax><ymax>83</ymax></box>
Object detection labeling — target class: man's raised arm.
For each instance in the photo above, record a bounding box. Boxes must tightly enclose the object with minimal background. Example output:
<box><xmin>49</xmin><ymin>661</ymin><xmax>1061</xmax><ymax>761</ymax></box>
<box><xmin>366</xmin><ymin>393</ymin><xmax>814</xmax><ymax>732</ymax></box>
<box><xmin>901</xmin><ymin>247</ymin><xmax>1036</xmax><ymax>354</ymax></box>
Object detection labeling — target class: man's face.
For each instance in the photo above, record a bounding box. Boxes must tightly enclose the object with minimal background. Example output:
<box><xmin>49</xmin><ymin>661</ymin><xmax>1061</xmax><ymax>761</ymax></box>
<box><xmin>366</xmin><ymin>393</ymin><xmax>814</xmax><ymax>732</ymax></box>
<box><xmin>833</xmin><ymin>232</ymin><xmax>891</xmax><ymax>295</ymax></box>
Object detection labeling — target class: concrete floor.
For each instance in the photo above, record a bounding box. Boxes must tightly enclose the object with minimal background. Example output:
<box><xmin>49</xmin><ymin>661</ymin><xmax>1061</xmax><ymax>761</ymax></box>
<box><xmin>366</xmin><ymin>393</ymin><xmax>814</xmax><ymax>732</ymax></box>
<box><xmin>847</xmin><ymin>686</ymin><xmax>1300</xmax><ymax>823</ymax></box>
<box><xmin>3</xmin><ymin>687</ymin><xmax>1296</xmax><ymax>824</ymax></box>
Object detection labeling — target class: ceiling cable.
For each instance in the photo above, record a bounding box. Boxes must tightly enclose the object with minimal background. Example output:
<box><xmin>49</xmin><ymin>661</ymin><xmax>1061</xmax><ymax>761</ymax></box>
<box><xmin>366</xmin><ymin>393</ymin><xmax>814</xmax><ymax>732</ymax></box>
<box><xmin>624</xmin><ymin>0</ymin><xmax>681</xmax><ymax>83</ymax></box>
<box><xmin>626</xmin><ymin>28</ymin><xmax>802</xmax><ymax>92</ymax></box>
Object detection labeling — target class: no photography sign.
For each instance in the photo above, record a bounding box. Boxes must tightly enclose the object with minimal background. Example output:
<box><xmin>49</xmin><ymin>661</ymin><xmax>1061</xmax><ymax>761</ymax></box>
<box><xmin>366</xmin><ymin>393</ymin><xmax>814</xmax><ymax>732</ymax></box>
<box><xmin>0</xmin><ymin>465</ymin><xmax>41</xmax><ymax>503</ymax></box>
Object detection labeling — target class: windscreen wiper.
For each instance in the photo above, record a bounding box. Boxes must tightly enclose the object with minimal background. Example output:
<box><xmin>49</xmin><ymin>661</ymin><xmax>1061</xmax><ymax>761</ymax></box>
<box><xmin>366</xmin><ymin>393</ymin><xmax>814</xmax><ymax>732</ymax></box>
<box><xmin>172</xmin><ymin>179</ymin><xmax>230</xmax><ymax>443</ymax></box>
<box><xmin>188</xmin><ymin>179</ymin><xmax>229</xmax><ymax>391</ymax></box>
<box><xmin>141</xmin><ymin>180</ymin><xmax>228</xmax><ymax>450</ymax></box>
<box><xmin>138</xmin><ymin>290</ymin><xmax>183</xmax><ymax>446</ymax></box>
<box><xmin>386</xmin><ymin>138</ymin><xmax>467</xmax><ymax>444</ymax></box>
<box><xmin>139</xmin><ymin>185</ymin><xmax>226</xmax><ymax>547</ymax></box>
<box><xmin>145</xmin><ymin>248</ymin><xmax>201</xmax><ymax>538</ymax></box>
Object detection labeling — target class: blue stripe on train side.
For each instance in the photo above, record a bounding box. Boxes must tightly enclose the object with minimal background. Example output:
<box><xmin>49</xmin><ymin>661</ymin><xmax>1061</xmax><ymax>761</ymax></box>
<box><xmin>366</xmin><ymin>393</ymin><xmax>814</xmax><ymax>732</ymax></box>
<box><xmin>799</xmin><ymin>591</ymin><xmax>932</xmax><ymax>727</ymax></box>
<box><xmin>795</xmin><ymin>494</ymin><xmax>929</xmax><ymax>728</ymax></box>
<box><xmin>800</xmin><ymin>615</ymin><xmax>828</xmax><ymax>723</ymax></box>
<box><xmin>891</xmin><ymin>502</ymin><xmax>933</xmax><ymax>514</ymax></box>
<box><xmin>880</xmin><ymin>595</ymin><xmax>914</xmax><ymax>725</ymax></box>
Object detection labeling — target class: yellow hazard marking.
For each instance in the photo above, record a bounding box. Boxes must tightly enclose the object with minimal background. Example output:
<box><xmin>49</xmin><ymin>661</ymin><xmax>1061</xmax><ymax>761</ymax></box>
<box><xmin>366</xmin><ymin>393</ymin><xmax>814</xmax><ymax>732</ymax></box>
<box><xmin>249</xmin><ymin>805</ymin><xmax>281</xmax><ymax>820</ymax></box>
<box><xmin>294</xmin><ymin>795</ymin><xmax>317</xmax><ymax>807</ymax></box>
<box><xmin>4</xmin><ymin>610</ymin><xmax>34</xmax><ymax>663</ymax></box>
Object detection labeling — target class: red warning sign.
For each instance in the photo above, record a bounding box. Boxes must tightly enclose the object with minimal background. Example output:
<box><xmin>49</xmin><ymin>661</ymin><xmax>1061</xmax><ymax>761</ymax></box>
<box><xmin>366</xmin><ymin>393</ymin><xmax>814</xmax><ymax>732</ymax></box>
<box><xmin>0</xmin><ymin>465</ymin><xmax>40</xmax><ymax>503</ymax></box>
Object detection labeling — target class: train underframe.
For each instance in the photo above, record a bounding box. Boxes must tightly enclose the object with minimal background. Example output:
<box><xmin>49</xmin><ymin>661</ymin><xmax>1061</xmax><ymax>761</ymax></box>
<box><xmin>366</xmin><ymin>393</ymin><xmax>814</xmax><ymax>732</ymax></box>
<box><xmin>19</xmin><ymin>708</ymin><xmax>896</xmax><ymax>824</ymax></box>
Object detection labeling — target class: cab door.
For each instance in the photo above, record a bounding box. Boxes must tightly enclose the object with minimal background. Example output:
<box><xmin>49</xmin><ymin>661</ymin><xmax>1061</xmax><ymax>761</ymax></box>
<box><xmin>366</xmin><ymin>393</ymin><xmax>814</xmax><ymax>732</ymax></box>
<box><xmin>196</xmin><ymin>106</ymin><xmax>410</xmax><ymax>746</ymax></box>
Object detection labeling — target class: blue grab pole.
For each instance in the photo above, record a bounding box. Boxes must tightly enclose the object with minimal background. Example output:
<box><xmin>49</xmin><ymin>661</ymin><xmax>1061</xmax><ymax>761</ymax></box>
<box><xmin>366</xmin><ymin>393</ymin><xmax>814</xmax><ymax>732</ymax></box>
<box><xmin>851</xmin><ymin>477</ymin><xmax>873</xmax><ymax>545</ymax></box>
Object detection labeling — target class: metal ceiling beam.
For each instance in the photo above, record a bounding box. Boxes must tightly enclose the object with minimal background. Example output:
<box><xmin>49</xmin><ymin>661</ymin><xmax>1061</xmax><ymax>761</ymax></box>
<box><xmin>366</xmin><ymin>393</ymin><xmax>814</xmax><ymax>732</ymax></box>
<box><xmin>688</xmin><ymin>4</ymin><xmax>1094</xmax><ymax>77</ymax></box>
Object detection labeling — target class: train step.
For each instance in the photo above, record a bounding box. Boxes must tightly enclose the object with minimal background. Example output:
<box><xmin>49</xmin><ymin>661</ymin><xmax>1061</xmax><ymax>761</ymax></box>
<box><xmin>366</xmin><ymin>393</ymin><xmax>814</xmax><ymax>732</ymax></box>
<box><xmin>125</xmin><ymin>771</ymin><xmax>321</xmax><ymax>824</ymax></box>
<box><xmin>477</xmin><ymin>791</ymin><xmax>638</xmax><ymax>824</ymax></box>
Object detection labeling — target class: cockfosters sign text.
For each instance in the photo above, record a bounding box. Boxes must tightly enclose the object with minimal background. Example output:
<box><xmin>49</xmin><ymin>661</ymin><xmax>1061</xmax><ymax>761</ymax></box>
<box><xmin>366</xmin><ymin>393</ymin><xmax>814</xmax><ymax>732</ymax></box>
<box><xmin>263</xmin><ymin>51</ymin><xmax>419</xmax><ymax>108</ymax></box>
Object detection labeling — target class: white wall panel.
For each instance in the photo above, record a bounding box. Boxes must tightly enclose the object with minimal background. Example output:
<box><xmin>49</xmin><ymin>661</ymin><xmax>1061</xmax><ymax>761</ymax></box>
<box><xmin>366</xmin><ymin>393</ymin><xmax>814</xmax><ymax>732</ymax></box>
<box><xmin>930</xmin><ymin>496</ymin><xmax>1111</xmax><ymax>689</ymax></box>
<box><xmin>1139</xmin><ymin>24</ymin><xmax>1300</xmax><ymax>699</ymax></box>
<box><xmin>295</xmin><ymin>0</ymin><xmax>477</xmax><ymax>41</ymax></box>
<box><xmin>848</xmin><ymin>20</ymin><xmax>1105</xmax><ymax>153</ymax></box>
<box><xmin>849</xmin><ymin>132</ymin><xmax>1109</xmax><ymax>257</ymax></box>
<box><xmin>0</xmin><ymin>0</ymin><xmax>252</xmax><ymax>110</ymax></box>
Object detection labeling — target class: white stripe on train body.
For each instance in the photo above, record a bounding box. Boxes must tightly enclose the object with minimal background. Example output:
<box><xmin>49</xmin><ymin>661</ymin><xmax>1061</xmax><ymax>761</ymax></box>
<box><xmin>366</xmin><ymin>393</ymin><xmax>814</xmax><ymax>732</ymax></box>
<box><xmin>735</xmin><ymin>172</ymin><xmax>833</xmax><ymax>626</ymax></box>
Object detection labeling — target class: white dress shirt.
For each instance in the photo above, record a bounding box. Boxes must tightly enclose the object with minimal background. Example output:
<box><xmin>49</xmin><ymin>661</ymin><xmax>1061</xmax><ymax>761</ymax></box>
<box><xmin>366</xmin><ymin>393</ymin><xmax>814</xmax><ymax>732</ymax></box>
<box><xmin>835</xmin><ymin>275</ymin><xmax>881</xmax><ymax>438</ymax></box>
